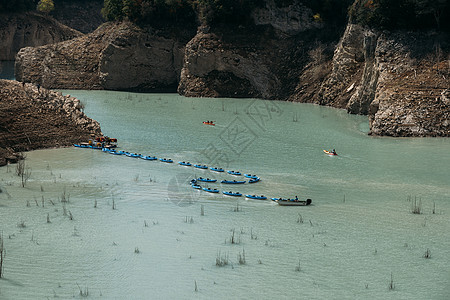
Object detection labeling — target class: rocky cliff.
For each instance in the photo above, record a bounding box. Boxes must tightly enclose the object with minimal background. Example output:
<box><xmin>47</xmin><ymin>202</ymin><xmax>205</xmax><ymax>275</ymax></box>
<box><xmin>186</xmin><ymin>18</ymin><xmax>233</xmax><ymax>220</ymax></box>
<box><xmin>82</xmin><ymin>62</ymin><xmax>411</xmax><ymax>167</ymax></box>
<box><xmin>178</xmin><ymin>2</ymin><xmax>323</xmax><ymax>99</ymax></box>
<box><xmin>0</xmin><ymin>12</ymin><xmax>81</xmax><ymax>61</ymax></box>
<box><xmin>12</xmin><ymin>5</ymin><xmax>450</xmax><ymax>137</ymax></box>
<box><xmin>15</xmin><ymin>21</ymin><xmax>192</xmax><ymax>91</ymax></box>
<box><xmin>0</xmin><ymin>79</ymin><xmax>102</xmax><ymax>166</ymax></box>
<box><xmin>178</xmin><ymin>25</ymin><xmax>296</xmax><ymax>99</ymax></box>
<box><xmin>313</xmin><ymin>24</ymin><xmax>450</xmax><ymax>136</ymax></box>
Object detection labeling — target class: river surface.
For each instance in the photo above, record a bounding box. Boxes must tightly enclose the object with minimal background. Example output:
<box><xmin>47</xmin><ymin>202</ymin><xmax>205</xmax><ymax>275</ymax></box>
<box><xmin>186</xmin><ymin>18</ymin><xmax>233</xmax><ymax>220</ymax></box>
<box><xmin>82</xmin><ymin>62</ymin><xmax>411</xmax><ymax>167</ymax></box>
<box><xmin>1</xmin><ymin>90</ymin><xmax>449</xmax><ymax>299</ymax></box>
<box><xmin>0</xmin><ymin>61</ymin><xmax>15</xmax><ymax>80</ymax></box>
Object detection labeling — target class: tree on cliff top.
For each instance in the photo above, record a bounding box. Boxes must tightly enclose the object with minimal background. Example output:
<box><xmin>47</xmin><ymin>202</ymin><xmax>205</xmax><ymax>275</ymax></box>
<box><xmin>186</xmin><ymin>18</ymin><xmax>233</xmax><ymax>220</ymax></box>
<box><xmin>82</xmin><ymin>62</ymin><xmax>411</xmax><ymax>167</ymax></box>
<box><xmin>37</xmin><ymin>0</ymin><xmax>55</xmax><ymax>14</ymax></box>
<box><xmin>349</xmin><ymin>0</ymin><xmax>450</xmax><ymax>31</ymax></box>
<box><xmin>102</xmin><ymin>0</ymin><xmax>124</xmax><ymax>21</ymax></box>
<box><xmin>101</xmin><ymin>0</ymin><xmax>196</xmax><ymax>27</ymax></box>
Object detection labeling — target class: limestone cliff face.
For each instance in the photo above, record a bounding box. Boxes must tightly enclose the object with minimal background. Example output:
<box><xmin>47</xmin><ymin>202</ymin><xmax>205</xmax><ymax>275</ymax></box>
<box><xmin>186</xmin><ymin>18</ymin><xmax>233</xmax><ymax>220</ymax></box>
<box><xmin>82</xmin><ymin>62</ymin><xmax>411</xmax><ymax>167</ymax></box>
<box><xmin>12</xmin><ymin>10</ymin><xmax>449</xmax><ymax>137</ymax></box>
<box><xmin>318</xmin><ymin>24</ymin><xmax>368</xmax><ymax>110</ymax></box>
<box><xmin>318</xmin><ymin>23</ymin><xmax>449</xmax><ymax>136</ymax></box>
<box><xmin>178</xmin><ymin>2</ymin><xmax>319</xmax><ymax>99</ymax></box>
<box><xmin>368</xmin><ymin>33</ymin><xmax>450</xmax><ymax>137</ymax></box>
<box><xmin>15</xmin><ymin>22</ymin><xmax>189</xmax><ymax>91</ymax></box>
<box><xmin>178</xmin><ymin>26</ymin><xmax>273</xmax><ymax>98</ymax></box>
<box><xmin>0</xmin><ymin>79</ymin><xmax>101</xmax><ymax>166</ymax></box>
<box><xmin>0</xmin><ymin>12</ymin><xmax>81</xmax><ymax>61</ymax></box>
<box><xmin>99</xmin><ymin>26</ymin><xmax>186</xmax><ymax>91</ymax></box>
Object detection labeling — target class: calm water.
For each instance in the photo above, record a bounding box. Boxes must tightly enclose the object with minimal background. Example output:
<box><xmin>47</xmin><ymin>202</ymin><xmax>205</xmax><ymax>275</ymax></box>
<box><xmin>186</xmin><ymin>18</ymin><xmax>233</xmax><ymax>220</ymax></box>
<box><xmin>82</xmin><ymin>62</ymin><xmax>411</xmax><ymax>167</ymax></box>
<box><xmin>0</xmin><ymin>61</ymin><xmax>15</xmax><ymax>80</ymax></box>
<box><xmin>1</xmin><ymin>91</ymin><xmax>449</xmax><ymax>299</ymax></box>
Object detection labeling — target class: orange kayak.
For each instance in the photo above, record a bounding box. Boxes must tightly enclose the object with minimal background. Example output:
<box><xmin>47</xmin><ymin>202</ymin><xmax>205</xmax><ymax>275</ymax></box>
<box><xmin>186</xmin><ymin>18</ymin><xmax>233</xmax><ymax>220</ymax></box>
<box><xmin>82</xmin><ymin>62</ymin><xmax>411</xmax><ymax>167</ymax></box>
<box><xmin>203</xmin><ymin>121</ymin><xmax>215</xmax><ymax>126</ymax></box>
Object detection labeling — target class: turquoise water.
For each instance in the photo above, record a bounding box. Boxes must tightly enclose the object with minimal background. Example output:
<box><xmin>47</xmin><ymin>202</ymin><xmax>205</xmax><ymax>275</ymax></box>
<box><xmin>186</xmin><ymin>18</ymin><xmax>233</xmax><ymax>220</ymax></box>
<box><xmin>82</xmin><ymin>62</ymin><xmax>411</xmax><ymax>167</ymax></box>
<box><xmin>0</xmin><ymin>61</ymin><xmax>15</xmax><ymax>80</ymax></box>
<box><xmin>1</xmin><ymin>91</ymin><xmax>449</xmax><ymax>299</ymax></box>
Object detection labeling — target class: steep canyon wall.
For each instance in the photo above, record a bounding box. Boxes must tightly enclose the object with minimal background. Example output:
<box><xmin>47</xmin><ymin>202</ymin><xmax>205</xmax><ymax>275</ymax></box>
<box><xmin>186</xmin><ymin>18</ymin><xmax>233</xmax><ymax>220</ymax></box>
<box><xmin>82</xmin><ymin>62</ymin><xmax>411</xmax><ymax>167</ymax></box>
<box><xmin>10</xmin><ymin>5</ymin><xmax>450</xmax><ymax>137</ymax></box>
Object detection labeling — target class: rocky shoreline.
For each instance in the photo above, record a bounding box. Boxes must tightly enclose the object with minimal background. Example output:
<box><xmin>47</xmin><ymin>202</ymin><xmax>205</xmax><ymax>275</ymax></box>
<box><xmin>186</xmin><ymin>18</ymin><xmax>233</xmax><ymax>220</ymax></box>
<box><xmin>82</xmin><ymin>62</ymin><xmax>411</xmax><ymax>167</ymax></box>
<box><xmin>0</xmin><ymin>79</ymin><xmax>102</xmax><ymax>166</ymax></box>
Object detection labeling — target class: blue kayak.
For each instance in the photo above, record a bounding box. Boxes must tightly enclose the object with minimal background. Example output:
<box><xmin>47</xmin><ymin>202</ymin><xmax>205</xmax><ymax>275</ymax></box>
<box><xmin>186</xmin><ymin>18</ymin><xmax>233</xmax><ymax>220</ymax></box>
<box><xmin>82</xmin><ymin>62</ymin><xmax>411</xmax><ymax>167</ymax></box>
<box><xmin>191</xmin><ymin>184</ymin><xmax>202</xmax><ymax>189</ymax></box>
<box><xmin>203</xmin><ymin>187</ymin><xmax>219</xmax><ymax>193</ymax></box>
<box><xmin>245</xmin><ymin>194</ymin><xmax>267</xmax><ymax>200</ymax></box>
<box><xmin>248</xmin><ymin>177</ymin><xmax>260</xmax><ymax>183</ymax></box>
<box><xmin>197</xmin><ymin>177</ymin><xmax>217</xmax><ymax>182</ymax></box>
<box><xmin>126</xmin><ymin>153</ymin><xmax>141</xmax><ymax>158</ymax></box>
<box><xmin>194</xmin><ymin>164</ymin><xmax>208</xmax><ymax>169</ymax></box>
<box><xmin>178</xmin><ymin>161</ymin><xmax>192</xmax><ymax>166</ymax></box>
<box><xmin>271</xmin><ymin>197</ymin><xmax>287</xmax><ymax>201</ymax></box>
<box><xmin>223</xmin><ymin>191</ymin><xmax>242</xmax><ymax>197</ymax></box>
<box><xmin>244</xmin><ymin>174</ymin><xmax>258</xmax><ymax>179</ymax></box>
<box><xmin>112</xmin><ymin>150</ymin><xmax>125</xmax><ymax>155</ymax></box>
<box><xmin>141</xmin><ymin>155</ymin><xmax>157</xmax><ymax>160</ymax></box>
<box><xmin>227</xmin><ymin>170</ymin><xmax>242</xmax><ymax>176</ymax></box>
<box><xmin>159</xmin><ymin>158</ymin><xmax>173</xmax><ymax>163</ymax></box>
<box><xmin>221</xmin><ymin>180</ymin><xmax>246</xmax><ymax>184</ymax></box>
<box><xmin>74</xmin><ymin>144</ymin><xmax>90</xmax><ymax>148</ymax></box>
<box><xmin>210</xmin><ymin>167</ymin><xmax>224</xmax><ymax>172</ymax></box>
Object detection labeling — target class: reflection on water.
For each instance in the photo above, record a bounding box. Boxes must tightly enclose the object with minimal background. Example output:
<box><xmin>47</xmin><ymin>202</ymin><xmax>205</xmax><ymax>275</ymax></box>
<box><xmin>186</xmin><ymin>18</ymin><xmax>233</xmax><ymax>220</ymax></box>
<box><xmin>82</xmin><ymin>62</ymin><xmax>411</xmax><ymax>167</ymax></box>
<box><xmin>1</xmin><ymin>91</ymin><xmax>449</xmax><ymax>299</ymax></box>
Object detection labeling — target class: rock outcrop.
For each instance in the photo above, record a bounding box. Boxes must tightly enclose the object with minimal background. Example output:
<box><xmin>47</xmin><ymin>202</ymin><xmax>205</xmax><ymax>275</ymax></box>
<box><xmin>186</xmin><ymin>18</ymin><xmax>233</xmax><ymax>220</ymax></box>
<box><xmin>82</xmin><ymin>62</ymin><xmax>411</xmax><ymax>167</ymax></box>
<box><xmin>15</xmin><ymin>22</ymin><xmax>191</xmax><ymax>91</ymax></box>
<box><xmin>178</xmin><ymin>26</ymin><xmax>306</xmax><ymax>99</ymax></box>
<box><xmin>317</xmin><ymin>24</ymin><xmax>368</xmax><ymax>110</ymax></box>
<box><xmin>0</xmin><ymin>12</ymin><xmax>81</xmax><ymax>61</ymax></box>
<box><xmin>368</xmin><ymin>49</ymin><xmax>450</xmax><ymax>137</ymax></box>
<box><xmin>12</xmin><ymin>5</ymin><xmax>450</xmax><ymax>137</ymax></box>
<box><xmin>178</xmin><ymin>26</ymin><xmax>275</xmax><ymax>98</ymax></box>
<box><xmin>178</xmin><ymin>2</ymin><xmax>322</xmax><ymax>99</ymax></box>
<box><xmin>316</xmin><ymin>23</ymin><xmax>450</xmax><ymax>136</ymax></box>
<box><xmin>0</xmin><ymin>79</ymin><xmax>102</xmax><ymax>166</ymax></box>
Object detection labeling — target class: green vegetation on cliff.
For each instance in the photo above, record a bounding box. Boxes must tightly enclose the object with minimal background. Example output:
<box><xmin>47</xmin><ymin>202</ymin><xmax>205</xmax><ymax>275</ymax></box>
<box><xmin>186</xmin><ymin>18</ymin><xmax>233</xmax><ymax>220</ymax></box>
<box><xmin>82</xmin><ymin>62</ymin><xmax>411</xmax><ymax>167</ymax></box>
<box><xmin>99</xmin><ymin>0</ymin><xmax>450</xmax><ymax>32</ymax></box>
<box><xmin>101</xmin><ymin>0</ymin><xmax>197</xmax><ymax>27</ymax></box>
<box><xmin>349</xmin><ymin>0</ymin><xmax>450</xmax><ymax>31</ymax></box>
<box><xmin>100</xmin><ymin>0</ymin><xmax>354</xmax><ymax>29</ymax></box>
<box><xmin>37</xmin><ymin>0</ymin><xmax>54</xmax><ymax>13</ymax></box>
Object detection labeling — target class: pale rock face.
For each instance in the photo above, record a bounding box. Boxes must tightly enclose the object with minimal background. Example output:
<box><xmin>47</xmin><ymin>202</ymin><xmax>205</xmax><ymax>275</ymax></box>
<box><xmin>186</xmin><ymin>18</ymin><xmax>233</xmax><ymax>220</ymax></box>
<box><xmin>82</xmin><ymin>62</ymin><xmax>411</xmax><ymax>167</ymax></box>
<box><xmin>319</xmin><ymin>22</ymin><xmax>450</xmax><ymax>136</ymax></box>
<box><xmin>319</xmin><ymin>24</ymin><xmax>367</xmax><ymax>109</ymax></box>
<box><xmin>178</xmin><ymin>29</ymin><xmax>274</xmax><ymax>98</ymax></box>
<box><xmin>15</xmin><ymin>22</ymin><xmax>187</xmax><ymax>92</ymax></box>
<box><xmin>99</xmin><ymin>31</ymin><xmax>184</xmax><ymax>91</ymax></box>
<box><xmin>11</xmin><ymin>9</ymin><xmax>449</xmax><ymax>137</ymax></box>
<box><xmin>0</xmin><ymin>12</ymin><xmax>81</xmax><ymax>61</ymax></box>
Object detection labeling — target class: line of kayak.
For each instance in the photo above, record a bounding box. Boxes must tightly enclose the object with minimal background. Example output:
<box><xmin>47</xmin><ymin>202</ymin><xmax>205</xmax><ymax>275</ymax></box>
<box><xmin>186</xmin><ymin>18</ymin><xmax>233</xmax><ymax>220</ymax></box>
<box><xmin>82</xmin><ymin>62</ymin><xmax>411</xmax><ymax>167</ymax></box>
<box><xmin>191</xmin><ymin>182</ymin><xmax>265</xmax><ymax>199</ymax></box>
<box><xmin>75</xmin><ymin>144</ymin><xmax>311</xmax><ymax>206</ymax></box>
<box><xmin>190</xmin><ymin>180</ymin><xmax>311</xmax><ymax>205</ymax></box>
<box><xmin>95</xmin><ymin>147</ymin><xmax>263</xmax><ymax>185</ymax></box>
